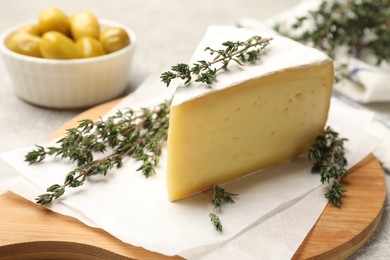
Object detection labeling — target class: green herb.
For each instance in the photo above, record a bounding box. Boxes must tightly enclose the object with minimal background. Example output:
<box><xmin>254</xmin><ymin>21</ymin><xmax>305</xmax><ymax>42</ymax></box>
<box><xmin>275</xmin><ymin>0</ymin><xmax>390</xmax><ymax>80</ymax></box>
<box><xmin>209</xmin><ymin>185</ymin><xmax>238</xmax><ymax>232</ymax></box>
<box><xmin>277</xmin><ymin>0</ymin><xmax>390</xmax><ymax>62</ymax></box>
<box><xmin>25</xmin><ymin>100</ymin><xmax>171</xmax><ymax>205</ymax></box>
<box><xmin>160</xmin><ymin>36</ymin><xmax>272</xmax><ymax>87</ymax></box>
<box><xmin>209</xmin><ymin>213</ymin><xmax>223</xmax><ymax>232</ymax></box>
<box><xmin>308</xmin><ymin>126</ymin><xmax>349</xmax><ymax>207</ymax></box>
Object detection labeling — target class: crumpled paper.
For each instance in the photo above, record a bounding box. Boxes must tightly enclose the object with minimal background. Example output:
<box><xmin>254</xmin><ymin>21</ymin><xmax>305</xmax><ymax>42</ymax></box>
<box><xmin>237</xmin><ymin>0</ymin><xmax>390</xmax><ymax>104</ymax></box>
<box><xmin>0</xmin><ymin>26</ymin><xmax>377</xmax><ymax>258</ymax></box>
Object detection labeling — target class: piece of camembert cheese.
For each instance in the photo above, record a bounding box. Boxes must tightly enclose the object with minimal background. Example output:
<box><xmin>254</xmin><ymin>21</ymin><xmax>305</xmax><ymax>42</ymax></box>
<box><xmin>166</xmin><ymin>26</ymin><xmax>333</xmax><ymax>201</ymax></box>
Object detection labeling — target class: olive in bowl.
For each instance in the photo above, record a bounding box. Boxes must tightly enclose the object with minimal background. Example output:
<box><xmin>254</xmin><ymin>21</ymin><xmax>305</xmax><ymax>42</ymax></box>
<box><xmin>0</xmin><ymin>10</ymin><xmax>136</xmax><ymax>109</ymax></box>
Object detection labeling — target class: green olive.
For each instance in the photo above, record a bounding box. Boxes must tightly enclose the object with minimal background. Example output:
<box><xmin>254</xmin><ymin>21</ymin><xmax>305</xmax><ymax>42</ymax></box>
<box><xmin>40</xmin><ymin>31</ymin><xmax>80</xmax><ymax>59</ymax></box>
<box><xmin>99</xmin><ymin>27</ymin><xmax>130</xmax><ymax>54</ymax></box>
<box><xmin>6</xmin><ymin>32</ymin><xmax>42</xmax><ymax>58</ymax></box>
<box><xmin>76</xmin><ymin>36</ymin><xmax>106</xmax><ymax>58</ymax></box>
<box><xmin>70</xmin><ymin>12</ymin><xmax>100</xmax><ymax>40</ymax></box>
<box><xmin>17</xmin><ymin>24</ymin><xmax>41</xmax><ymax>36</ymax></box>
<box><xmin>39</xmin><ymin>7</ymin><xmax>70</xmax><ymax>36</ymax></box>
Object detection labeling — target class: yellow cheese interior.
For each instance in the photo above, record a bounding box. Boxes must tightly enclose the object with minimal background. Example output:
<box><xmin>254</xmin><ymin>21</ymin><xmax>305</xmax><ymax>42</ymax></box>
<box><xmin>167</xmin><ymin>61</ymin><xmax>333</xmax><ymax>201</ymax></box>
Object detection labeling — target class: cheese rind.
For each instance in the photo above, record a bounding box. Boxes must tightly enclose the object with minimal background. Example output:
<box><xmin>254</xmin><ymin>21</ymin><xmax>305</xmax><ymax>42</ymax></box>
<box><xmin>171</xmin><ymin>26</ymin><xmax>331</xmax><ymax>107</ymax></box>
<box><xmin>166</xmin><ymin>26</ymin><xmax>333</xmax><ymax>201</ymax></box>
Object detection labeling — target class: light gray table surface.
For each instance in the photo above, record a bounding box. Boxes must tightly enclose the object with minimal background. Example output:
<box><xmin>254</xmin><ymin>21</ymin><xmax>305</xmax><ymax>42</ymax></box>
<box><xmin>0</xmin><ymin>0</ymin><xmax>389</xmax><ymax>259</ymax></box>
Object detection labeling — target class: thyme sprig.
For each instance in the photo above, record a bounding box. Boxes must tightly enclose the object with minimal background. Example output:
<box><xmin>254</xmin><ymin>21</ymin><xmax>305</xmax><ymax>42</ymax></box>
<box><xmin>25</xmin><ymin>100</ymin><xmax>171</xmax><ymax>205</ymax></box>
<box><xmin>209</xmin><ymin>185</ymin><xmax>238</xmax><ymax>232</ymax></box>
<box><xmin>308</xmin><ymin>126</ymin><xmax>349</xmax><ymax>207</ymax></box>
<box><xmin>161</xmin><ymin>36</ymin><xmax>272</xmax><ymax>87</ymax></box>
<box><xmin>24</xmin><ymin>35</ymin><xmax>265</xmax><ymax>231</ymax></box>
<box><xmin>275</xmin><ymin>0</ymin><xmax>390</xmax><ymax>64</ymax></box>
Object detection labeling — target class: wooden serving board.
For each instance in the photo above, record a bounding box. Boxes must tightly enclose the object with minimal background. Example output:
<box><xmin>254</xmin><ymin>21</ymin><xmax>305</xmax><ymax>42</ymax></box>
<box><xmin>0</xmin><ymin>99</ymin><xmax>386</xmax><ymax>259</ymax></box>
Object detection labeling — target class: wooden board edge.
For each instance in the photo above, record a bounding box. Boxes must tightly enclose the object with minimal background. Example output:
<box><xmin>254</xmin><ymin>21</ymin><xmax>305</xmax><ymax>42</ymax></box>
<box><xmin>49</xmin><ymin>98</ymin><xmax>121</xmax><ymax>140</ymax></box>
<box><xmin>293</xmin><ymin>154</ymin><xmax>387</xmax><ymax>259</ymax></box>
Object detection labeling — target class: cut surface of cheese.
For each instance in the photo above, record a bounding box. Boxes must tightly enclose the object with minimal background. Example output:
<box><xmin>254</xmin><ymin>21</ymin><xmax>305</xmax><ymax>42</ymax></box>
<box><xmin>166</xmin><ymin>26</ymin><xmax>333</xmax><ymax>201</ymax></box>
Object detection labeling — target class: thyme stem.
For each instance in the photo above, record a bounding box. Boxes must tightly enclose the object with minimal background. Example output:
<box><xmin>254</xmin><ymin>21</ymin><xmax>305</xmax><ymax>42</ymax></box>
<box><xmin>161</xmin><ymin>36</ymin><xmax>272</xmax><ymax>87</ymax></box>
<box><xmin>275</xmin><ymin>0</ymin><xmax>390</xmax><ymax>80</ymax></box>
<box><xmin>26</xmin><ymin>100</ymin><xmax>171</xmax><ymax>205</ymax></box>
<box><xmin>209</xmin><ymin>186</ymin><xmax>238</xmax><ymax>232</ymax></box>
<box><xmin>308</xmin><ymin>126</ymin><xmax>349</xmax><ymax>207</ymax></box>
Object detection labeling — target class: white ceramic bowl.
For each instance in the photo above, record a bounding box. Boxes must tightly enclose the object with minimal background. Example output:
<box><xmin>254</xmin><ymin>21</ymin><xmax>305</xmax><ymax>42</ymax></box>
<box><xmin>0</xmin><ymin>19</ymin><xmax>136</xmax><ymax>109</ymax></box>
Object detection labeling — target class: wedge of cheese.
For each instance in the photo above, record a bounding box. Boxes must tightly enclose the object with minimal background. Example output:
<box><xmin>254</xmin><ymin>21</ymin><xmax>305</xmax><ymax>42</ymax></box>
<box><xmin>166</xmin><ymin>26</ymin><xmax>333</xmax><ymax>201</ymax></box>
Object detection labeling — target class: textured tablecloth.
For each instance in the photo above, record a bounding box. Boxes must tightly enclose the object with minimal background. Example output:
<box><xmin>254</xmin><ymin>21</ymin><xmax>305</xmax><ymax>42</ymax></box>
<box><xmin>0</xmin><ymin>0</ymin><xmax>389</xmax><ymax>258</ymax></box>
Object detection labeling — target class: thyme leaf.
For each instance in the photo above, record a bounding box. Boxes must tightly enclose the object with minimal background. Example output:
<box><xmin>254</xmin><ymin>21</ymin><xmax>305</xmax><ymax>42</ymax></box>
<box><xmin>209</xmin><ymin>213</ymin><xmax>223</xmax><ymax>232</ymax></box>
<box><xmin>26</xmin><ymin>100</ymin><xmax>171</xmax><ymax>205</ymax></box>
<box><xmin>209</xmin><ymin>185</ymin><xmax>238</xmax><ymax>232</ymax></box>
<box><xmin>309</xmin><ymin>126</ymin><xmax>349</xmax><ymax>207</ymax></box>
<box><xmin>161</xmin><ymin>36</ymin><xmax>272</xmax><ymax>87</ymax></box>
